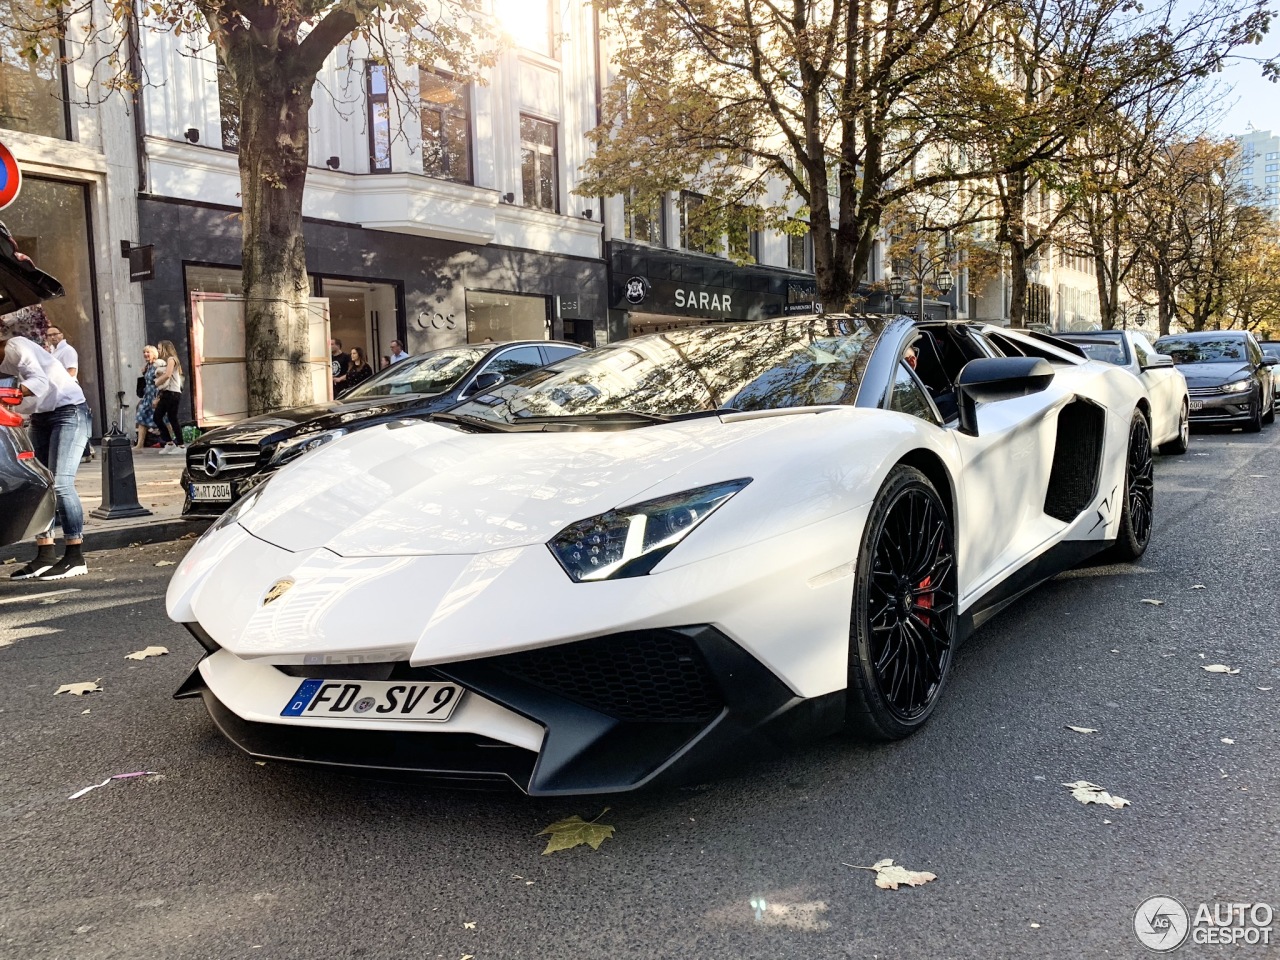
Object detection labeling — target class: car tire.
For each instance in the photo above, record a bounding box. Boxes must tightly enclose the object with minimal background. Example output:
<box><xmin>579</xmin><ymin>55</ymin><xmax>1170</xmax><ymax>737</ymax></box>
<box><xmin>846</xmin><ymin>464</ymin><xmax>957</xmax><ymax>741</ymax></box>
<box><xmin>1264</xmin><ymin>393</ymin><xmax>1275</xmax><ymax>425</ymax></box>
<box><xmin>1245</xmin><ymin>390</ymin><xmax>1263</xmax><ymax>433</ymax></box>
<box><xmin>1109</xmin><ymin>411</ymin><xmax>1154</xmax><ymax>562</ymax></box>
<box><xmin>1159</xmin><ymin>401</ymin><xmax>1189</xmax><ymax>455</ymax></box>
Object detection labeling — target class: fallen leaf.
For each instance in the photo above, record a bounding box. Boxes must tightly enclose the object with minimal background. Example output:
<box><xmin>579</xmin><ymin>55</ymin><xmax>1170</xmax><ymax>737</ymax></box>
<box><xmin>462</xmin><ymin>956</ymin><xmax>475</xmax><ymax>960</ymax></box>
<box><xmin>40</xmin><ymin>598</ymin><xmax>61</xmax><ymax>605</ymax></box>
<box><xmin>1066</xmin><ymin>726</ymin><xmax>1098</xmax><ymax>734</ymax></box>
<box><xmin>843</xmin><ymin>859</ymin><xmax>938</xmax><ymax>890</ymax></box>
<box><xmin>1258</xmin><ymin>687</ymin><xmax>1273</xmax><ymax>692</ymax></box>
<box><xmin>54</xmin><ymin>680</ymin><xmax>102</xmax><ymax>697</ymax></box>
<box><xmin>463</xmin><ymin>922</ymin><xmax>476</xmax><ymax>930</ymax></box>
<box><xmin>1030</xmin><ymin>922</ymin><xmax>1041</xmax><ymax>928</ymax></box>
<box><xmin>1062</xmin><ymin>780</ymin><xmax>1130</xmax><ymax>809</ymax></box>
<box><xmin>1140</xmin><ymin>598</ymin><xmax>1164</xmax><ymax>606</ymax></box>
<box><xmin>1221</xmin><ymin>738</ymin><xmax>1235</xmax><ymax>744</ymax></box>
<box><xmin>1161</xmin><ymin>652</ymin><xmax>1176</xmax><ymax>658</ymax></box>
<box><xmin>1203</xmin><ymin>664</ymin><xmax>1240</xmax><ymax>675</ymax></box>
<box><xmin>539</xmin><ymin>809</ymin><xmax>616</xmax><ymax>854</ymax></box>
<box><xmin>125</xmin><ymin>645</ymin><xmax>169</xmax><ymax>661</ymax></box>
<box><xmin>154</xmin><ymin>560</ymin><xmax>175</xmax><ymax>567</ymax></box>
<box><xmin>81</xmin><ymin>709</ymin><xmax>90</xmax><ymax>715</ymax></box>
<box><xmin>1190</xmin><ymin>584</ymin><xmax>1206</xmax><ymax>590</ymax></box>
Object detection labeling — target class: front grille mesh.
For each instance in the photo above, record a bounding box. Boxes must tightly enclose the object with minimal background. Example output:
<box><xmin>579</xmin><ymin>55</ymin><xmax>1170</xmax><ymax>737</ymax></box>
<box><xmin>495</xmin><ymin>631</ymin><xmax>724</xmax><ymax>723</ymax></box>
<box><xmin>188</xmin><ymin>444</ymin><xmax>263</xmax><ymax>478</ymax></box>
<box><xmin>1187</xmin><ymin>386</ymin><xmax>1224</xmax><ymax>397</ymax></box>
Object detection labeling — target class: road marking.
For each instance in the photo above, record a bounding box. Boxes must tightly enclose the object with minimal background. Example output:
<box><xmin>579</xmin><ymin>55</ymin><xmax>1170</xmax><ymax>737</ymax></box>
<box><xmin>0</xmin><ymin>588</ymin><xmax>81</xmax><ymax>606</ymax></box>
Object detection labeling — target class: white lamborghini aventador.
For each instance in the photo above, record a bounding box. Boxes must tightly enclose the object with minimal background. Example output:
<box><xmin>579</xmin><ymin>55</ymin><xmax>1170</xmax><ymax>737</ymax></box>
<box><xmin>168</xmin><ymin>315</ymin><xmax>1155</xmax><ymax>795</ymax></box>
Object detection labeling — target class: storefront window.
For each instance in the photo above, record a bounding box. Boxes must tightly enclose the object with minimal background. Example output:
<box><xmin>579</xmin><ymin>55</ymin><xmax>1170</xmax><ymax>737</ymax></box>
<box><xmin>465</xmin><ymin>290</ymin><xmax>548</xmax><ymax>342</ymax></box>
<box><xmin>3</xmin><ymin>177</ymin><xmax>100</xmax><ymax>428</ymax></box>
<box><xmin>0</xmin><ymin>2</ymin><xmax>68</xmax><ymax>139</ymax></box>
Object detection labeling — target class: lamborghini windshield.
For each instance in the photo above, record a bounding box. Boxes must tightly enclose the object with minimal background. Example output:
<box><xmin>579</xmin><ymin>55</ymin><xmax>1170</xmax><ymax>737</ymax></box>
<box><xmin>449</xmin><ymin>317</ymin><xmax>881</xmax><ymax>424</ymax></box>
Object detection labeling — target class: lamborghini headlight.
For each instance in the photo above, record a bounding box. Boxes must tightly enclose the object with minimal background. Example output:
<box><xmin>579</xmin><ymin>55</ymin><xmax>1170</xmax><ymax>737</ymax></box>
<box><xmin>1220</xmin><ymin>378</ymin><xmax>1252</xmax><ymax>394</ymax></box>
<box><xmin>548</xmin><ymin>479</ymin><xmax>752</xmax><ymax>582</ymax></box>
<box><xmin>205</xmin><ymin>483</ymin><xmax>267</xmax><ymax>537</ymax></box>
<box><xmin>267</xmin><ymin>428</ymin><xmax>348</xmax><ymax>467</ymax></box>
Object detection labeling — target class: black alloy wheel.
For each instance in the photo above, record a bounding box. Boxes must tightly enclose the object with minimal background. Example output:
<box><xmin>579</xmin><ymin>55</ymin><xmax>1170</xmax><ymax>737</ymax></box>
<box><xmin>1245</xmin><ymin>389</ymin><xmax>1263</xmax><ymax>433</ymax></box>
<box><xmin>1110</xmin><ymin>411</ymin><xmax>1154</xmax><ymax>561</ymax></box>
<box><xmin>1264</xmin><ymin>390</ymin><xmax>1275</xmax><ymax>425</ymax></box>
<box><xmin>1160</xmin><ymin>400</ymin><xmax>1189</xmax><ymax>455</ymax></box>
<box><xmin>846</xmin><ymin>465</ymin><xmax>958</xmax><ymax>740</ymax></box>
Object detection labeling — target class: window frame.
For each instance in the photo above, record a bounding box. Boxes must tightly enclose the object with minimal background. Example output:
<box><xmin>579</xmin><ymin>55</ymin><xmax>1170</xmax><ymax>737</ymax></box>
<box><xmin>419</xmin><ymin>68</ymin><xmax>473</xmax><ymax>184</ymax></box>
<box><xmin>367</xmin><ymin>63</ymin><xmax>392</xmax><ymax>173</ymax></box>
<box><xmin>679</xmin><ymin>191</ymin><xmax>720</xmax><ymax>256</ymax></box>
<box><xmin>519</xmin><ymin>114</ymin><xmax>559</xmax><ymax>213</ymax></box>
<box><xmin>623</xmin><ymin>188</ymin><xmax>664</xmax><ymax>245</ymax></box>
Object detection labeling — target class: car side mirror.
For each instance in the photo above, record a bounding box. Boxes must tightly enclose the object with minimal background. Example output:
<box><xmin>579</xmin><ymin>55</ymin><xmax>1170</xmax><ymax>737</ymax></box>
<box><xmin>1261</xmin><ymin>356</ymin><xmax>1278</xmax><ymax>368</ymax></box>
<box><xmin>955</xmin><ymin>357</ymin><xmax>1055</xmax><ymax>437</ymax></box>
<box><xmin>1140</xmin><ymin>354</ymin><xmax>1175</xmax><ymax>370</ymax></box>
<box><xmin>463</xmin><ymin>371</ymin><xmax>504</xmax><ymax>397</ymax></box>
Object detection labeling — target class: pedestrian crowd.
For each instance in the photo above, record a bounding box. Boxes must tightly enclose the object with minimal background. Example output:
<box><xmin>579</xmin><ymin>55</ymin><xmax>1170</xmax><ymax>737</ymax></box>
<box><xmin>330</xmin><ymin>337</ymin><xmax>411</xmax><ymax>396</ymax></box>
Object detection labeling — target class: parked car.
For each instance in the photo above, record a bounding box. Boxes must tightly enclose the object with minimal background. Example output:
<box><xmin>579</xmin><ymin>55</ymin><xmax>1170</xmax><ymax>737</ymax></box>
<box><xmin>168</xmin><ymin>315</ymin><xmax>1156</xmax><ymax>794</ymax></box>
<box><xmin>1152</xmin><ymin>331</ymin><xmax>1276</xmax><ymax>432</ymax></box>
<box><xmin>1261</xmin><ymin>341</ymin><xmax>1280</xmax><ymax>402</ymax></box>
<box><xmin>181</xmin><ymin>340</ymin><xmax>584</xmax><ymax>517</ymax></box>
<box><xmin>0</xmin><ymin>220</ymin><xmax>61</xmax><ymax>548</ymax></box>
<box><xmin>1056</xmin><ymin>330</ymin><xmax>1189</xmax><ymax>454</ymax></box>
<box><xmin>0</xmin><ymin>383</ymin><xmax>54</xmax><ymax>548</ymax></box>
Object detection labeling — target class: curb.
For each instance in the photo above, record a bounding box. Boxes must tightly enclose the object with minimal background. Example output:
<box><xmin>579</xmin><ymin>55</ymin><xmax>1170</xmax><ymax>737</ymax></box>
<box><xmin>80</xmin><ymin>517</ymin><xmax>212</xmax><ymax>553</ymax></box>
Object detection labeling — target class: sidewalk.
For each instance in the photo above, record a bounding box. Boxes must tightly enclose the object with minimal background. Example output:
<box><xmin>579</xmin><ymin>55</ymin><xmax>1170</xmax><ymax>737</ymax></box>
<box><xmin>76</xmin><ymin>446</ymin><xmax>209</xmax><ymax>551</ymax></box>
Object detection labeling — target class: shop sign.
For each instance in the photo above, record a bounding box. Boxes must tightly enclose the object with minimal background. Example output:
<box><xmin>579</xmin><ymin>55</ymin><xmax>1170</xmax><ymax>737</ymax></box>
<box><xmin>126</xmin><ymin>244</ymin><xmax>155</xmax><ymax>282</ymax></box>
<box><xmin>0</xmin><ymin>140</ymin><xmax>22</xmax><ymax>210</ymax></box>
<box><xmin>624</xmin><ymin>276</ymin><xmax>649</xmax><ymax>304</ymax></box>
<box><xmin>785</xmin><ymin>279</ymin><xmax>818</xmax><ymax>314</ymax></box>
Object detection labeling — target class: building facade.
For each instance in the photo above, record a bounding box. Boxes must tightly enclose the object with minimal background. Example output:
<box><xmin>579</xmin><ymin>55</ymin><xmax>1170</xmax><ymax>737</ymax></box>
<box><xmin>1235</xmin><ymin>129</ymin><xmax>1280</xmax><ymax>219</ymax></box>
<box><xmin>135</xmin><ymin>1</ymin><xmax>608</xmax><ymax>424</ymax></box>
<box><xmin>0</xmin><ymin>5</ymin><xmax>147</xmax><ymax>436</ymax></box>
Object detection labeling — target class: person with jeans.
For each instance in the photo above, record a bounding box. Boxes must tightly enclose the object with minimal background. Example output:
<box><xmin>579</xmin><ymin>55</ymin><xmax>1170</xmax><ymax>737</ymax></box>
<box><xmin>0</xmin><ymin>319</ymin><xmax>91</xmax><ymax>580</ymax></box>
<box><xmin>45</xmin><ymin>322</ymin><xmax>94</xmax><ymax>463</ymax></box>
<box><xmin>153</xmin><ymin>339</ymin><xmax>185</xmax><ymax>455</ymax></box>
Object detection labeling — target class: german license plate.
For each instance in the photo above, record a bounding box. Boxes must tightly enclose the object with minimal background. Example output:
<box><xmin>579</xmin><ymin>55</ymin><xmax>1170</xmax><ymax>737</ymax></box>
<box><xmin>1189</xmin><ymin>400</ymin><xmax>1204</xmax><ymax>411</ymax></box>
<box><xmin>280</xmin><ymin>679</ymin><xmax>463</xmax><ymax>722</ymax></box>
<box><xmin>190</xmin><ymin>482</ymin><xmax>232</xmax><ymax>502</ymax></box>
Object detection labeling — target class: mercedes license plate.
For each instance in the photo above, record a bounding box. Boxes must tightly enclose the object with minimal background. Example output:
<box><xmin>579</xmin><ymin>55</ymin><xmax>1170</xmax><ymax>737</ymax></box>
<box><xmin>1189</xmin><ymin>400</ymin><xmax>1204</xmax><ymax>411</ymax></box>
<box><xmin>190</xmin><ymin>482</ymin><xmax>232</xmax><ymax>502</ymax></box>
<box><xmin>280</xmin><ymin>679</ymin><xmax>463</xmax><ymax>721</ymax></box>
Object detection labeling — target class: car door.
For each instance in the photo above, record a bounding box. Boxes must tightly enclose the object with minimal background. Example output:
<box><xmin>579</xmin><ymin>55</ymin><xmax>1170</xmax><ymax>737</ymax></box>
<box><xmin>1246</xmin><ymin>334</ymin><xmax>1272</xmax><ymax>407</ymax></box>
<box><xmin>1131</xmin><ymin>334</ymin><xmax>1181</xmax><ymax>443</ymax></box>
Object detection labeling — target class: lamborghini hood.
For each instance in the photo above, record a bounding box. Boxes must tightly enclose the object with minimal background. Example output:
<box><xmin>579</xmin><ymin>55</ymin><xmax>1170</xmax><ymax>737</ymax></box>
<box><xmin>237</xmin><ymin>416</ymin><xmax>790</xmax><ymax>556</ymax></box>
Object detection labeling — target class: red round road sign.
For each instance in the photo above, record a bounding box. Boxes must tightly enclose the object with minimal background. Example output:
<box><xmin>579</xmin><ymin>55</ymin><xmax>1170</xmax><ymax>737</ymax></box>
<box><xmin>0</xmin><ymin>141</ymin><xmax>22</xmax><ymax>210</ymax></box>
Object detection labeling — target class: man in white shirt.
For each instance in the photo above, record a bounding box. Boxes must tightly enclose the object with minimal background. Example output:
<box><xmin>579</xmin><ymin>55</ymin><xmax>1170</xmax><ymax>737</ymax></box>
<box><xmin>0</xmin><ymin>324</ymin><xmax>92</xmax><ymax>580</ymax></box>
<box><xmin>45</xmin><ymin>324</ymin><xmax>78</xmax><ymax>379</ymax></box>
<box><xmin>45</xmin><ymin>324</ymin><xmax>93</xmax><ymax>462</ymax></box>
<box><xmin>388</xmin><ymin>340</ymin><xmax>411</xmax><ymax>364</ymax></box>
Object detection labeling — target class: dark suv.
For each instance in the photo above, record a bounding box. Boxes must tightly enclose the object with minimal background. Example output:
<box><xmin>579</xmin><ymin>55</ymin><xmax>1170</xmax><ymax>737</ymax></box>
<box><xmin>1153</xmin><ymin>331</ymin><xmax>1276</xmax><ymax>432</ymax></box>
<box><xmin>181</xmin><ymin>340</ymin><xmax>584</xmax><ymax>517</ymax></box>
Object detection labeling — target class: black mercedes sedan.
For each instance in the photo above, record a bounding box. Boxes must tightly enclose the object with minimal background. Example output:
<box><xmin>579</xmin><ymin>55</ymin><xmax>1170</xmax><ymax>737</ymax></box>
<box><xmin>181</xmin><ymin>340</ymin><xmax>584</xmax><ymax>517</ymax></box>
<box><xmin>1153</xmin><ymin>331</ymin><xmax>1276</xmax><ymax>432</ymax></box>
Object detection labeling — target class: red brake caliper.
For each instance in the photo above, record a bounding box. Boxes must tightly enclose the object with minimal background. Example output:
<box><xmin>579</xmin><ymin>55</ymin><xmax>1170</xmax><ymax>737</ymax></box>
<box><xmin>917</xmin><ymin>575</ymin><xmax>933</xmax><ymax>627</ymax></box>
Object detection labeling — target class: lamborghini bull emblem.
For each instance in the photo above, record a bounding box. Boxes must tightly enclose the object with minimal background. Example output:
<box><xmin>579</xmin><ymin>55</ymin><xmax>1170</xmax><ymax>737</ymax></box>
<box><xmin>262</xmin><ymin>578</ymin><xmax>295</xmax><ymax>606</ymax></box>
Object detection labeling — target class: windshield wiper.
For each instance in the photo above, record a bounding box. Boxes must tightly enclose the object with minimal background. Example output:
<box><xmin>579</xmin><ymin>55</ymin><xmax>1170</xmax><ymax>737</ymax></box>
<box><xmin>430</xmin><ymin>412</ymin><xmax>513</xmax><ymax>432</ymax></box>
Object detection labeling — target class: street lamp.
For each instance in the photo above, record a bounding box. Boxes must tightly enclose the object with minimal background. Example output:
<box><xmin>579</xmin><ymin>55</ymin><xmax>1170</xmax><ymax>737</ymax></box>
<box><xmin>889</xmin><ymin>235</ymin><xmax>955</xmax><ymax>322</ymax></box>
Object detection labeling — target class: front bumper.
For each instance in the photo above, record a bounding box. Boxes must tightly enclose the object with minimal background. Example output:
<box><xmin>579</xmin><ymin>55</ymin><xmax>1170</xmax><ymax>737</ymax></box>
<box><xmin>176</xmin><ymin>626</ymin><xmax>844</xmax><ymax>795</ymax></box>
<box><xmin>1187</xmin><ymin>391</ymin><xmax>1255</xmax><ymax>424</ymax></box>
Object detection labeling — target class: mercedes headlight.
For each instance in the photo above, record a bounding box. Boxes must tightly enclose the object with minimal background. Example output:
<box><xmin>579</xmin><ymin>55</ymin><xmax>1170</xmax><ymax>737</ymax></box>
<box><xmin>1221</xmin><ymin>378</ymin><xmax>1252</xmax><ymax>394</ymax></box>
<box><xmin>548</xmin><ymin>479</ymin><xmax>751</xmax><ymax>582</ymax></box>
<box><xmin>267</xmin><ymin>428</ymin><xmax>348</xmax><ymax>467</ymax></box>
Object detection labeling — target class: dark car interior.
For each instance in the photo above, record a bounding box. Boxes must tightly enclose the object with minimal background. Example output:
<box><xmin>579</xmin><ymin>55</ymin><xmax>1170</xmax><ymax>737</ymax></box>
<box><xmin>906</xmin><ymin>324</ymin><xmax>999</xmax><ymax>421</ymax></box>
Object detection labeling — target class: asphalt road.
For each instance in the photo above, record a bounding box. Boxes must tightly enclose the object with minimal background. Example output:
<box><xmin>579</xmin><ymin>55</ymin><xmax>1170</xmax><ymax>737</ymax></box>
<box><xmin>1</xmin><ymin>425</ymin><xmax>1278</xmax><ymax>960</ymax></box>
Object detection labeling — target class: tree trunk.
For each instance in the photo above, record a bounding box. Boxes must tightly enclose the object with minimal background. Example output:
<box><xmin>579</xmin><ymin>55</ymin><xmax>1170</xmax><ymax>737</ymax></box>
<box><xmin>1008</xmin><ymin>241</ymin><xmax>1027</xmax><ymax>327</ymax></box>
<box><xmin>233</xmin><ymin>53</ymin><xmax>316</xmax><ymax>416</ymax></box>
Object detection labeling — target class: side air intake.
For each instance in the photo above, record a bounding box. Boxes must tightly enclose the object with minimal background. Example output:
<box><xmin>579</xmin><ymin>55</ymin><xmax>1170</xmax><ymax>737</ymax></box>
<box><xmin>1044</xmin><ymin>398</ymin><xmax>1105</xmax><ymax>523</ymax></box>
